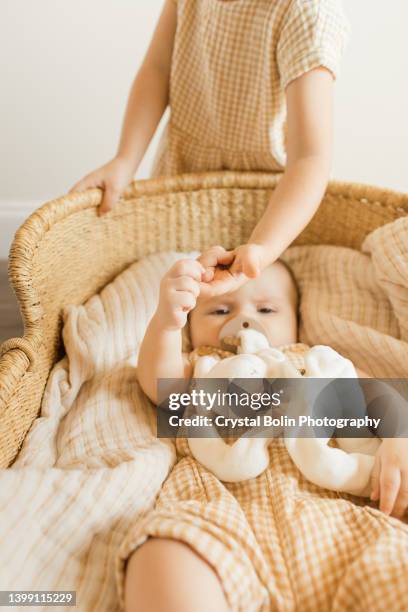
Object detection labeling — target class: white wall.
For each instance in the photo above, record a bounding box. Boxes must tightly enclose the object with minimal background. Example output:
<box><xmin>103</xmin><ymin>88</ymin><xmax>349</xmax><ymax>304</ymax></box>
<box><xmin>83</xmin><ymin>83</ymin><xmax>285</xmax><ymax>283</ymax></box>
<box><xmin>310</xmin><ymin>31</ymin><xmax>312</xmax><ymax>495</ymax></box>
<box><xmin>1</xmin><ymin>0</ymin><xmax>408</xmax><ymax>256</ymax></box>
<box><xmin>335</xmin><ymin>1</ymin><xmax>408</xmax><ymax>192</ymax></box>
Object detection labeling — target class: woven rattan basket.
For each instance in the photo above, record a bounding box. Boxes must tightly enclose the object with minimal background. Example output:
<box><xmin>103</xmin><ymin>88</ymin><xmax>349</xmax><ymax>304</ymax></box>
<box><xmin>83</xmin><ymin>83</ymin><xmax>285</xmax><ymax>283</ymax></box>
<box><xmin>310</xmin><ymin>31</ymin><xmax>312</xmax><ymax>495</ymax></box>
<box><xmin>1</xmin><ymin>171</ymin><xmax>407</xmax><ymax>468</ymax></box>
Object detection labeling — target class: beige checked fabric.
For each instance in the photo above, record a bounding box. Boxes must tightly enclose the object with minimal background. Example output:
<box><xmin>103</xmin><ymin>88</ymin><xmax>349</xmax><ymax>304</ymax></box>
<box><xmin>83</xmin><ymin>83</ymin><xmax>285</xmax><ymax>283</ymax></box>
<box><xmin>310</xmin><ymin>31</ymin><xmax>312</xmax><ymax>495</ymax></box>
<box><xmin>150</xmin><ymin>0</ymin><xmax>351</xmax><ymax>177</ymax></box>
<box><xmin>115</xmin><ymin>343</ymin><xmax>408</xmax><ymax>611</ymax></box>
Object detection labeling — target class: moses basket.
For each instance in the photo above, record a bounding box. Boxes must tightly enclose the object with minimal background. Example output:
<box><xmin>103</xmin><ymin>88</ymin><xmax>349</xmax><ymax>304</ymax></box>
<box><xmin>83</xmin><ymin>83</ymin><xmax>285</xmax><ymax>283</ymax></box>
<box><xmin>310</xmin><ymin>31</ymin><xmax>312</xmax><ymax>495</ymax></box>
<box><xmin>0</xmin><ymin>171</ymin><xmax>407</xmax><ymax>469</ymax></box>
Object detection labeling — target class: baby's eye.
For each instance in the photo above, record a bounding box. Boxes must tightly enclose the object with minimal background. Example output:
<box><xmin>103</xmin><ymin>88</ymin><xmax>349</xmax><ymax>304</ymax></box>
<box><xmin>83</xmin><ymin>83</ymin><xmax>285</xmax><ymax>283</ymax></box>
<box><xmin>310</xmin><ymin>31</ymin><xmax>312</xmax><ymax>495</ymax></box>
<box><xmin>211</xmin><ymin>308</ymin><xmax>230</xmax><ymax>315</ymax></box>
<box><xmin>258</xmin><ymin>307</ymin><xmax>277</xmax><ymax>314</ymax></box>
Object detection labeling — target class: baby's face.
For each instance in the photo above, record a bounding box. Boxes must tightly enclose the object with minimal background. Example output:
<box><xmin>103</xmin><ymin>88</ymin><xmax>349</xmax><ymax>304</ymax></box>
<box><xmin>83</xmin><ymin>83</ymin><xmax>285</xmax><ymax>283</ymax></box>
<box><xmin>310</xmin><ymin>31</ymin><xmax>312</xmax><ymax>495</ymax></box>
<box><xmin>189</xmin><ymin>261</ymin><xmax>298</xmax><ymax>350</ymax></box>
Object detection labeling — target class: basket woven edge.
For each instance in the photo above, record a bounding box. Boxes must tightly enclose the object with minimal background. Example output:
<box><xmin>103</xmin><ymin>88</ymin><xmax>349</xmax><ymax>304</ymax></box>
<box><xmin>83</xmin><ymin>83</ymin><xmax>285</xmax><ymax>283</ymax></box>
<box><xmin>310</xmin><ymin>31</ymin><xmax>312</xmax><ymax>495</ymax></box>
<box><xmin>1</xmin><ymin>170</ymin><xmax>407</xmax><ymax>405</ymax></box>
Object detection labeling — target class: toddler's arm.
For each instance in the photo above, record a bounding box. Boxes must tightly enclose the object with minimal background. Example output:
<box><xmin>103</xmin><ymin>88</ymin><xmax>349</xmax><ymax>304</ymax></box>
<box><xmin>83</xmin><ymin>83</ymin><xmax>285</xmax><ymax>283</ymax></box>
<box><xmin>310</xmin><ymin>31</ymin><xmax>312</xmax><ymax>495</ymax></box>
<box><xmin>137</xmin><ymin>258</ymin><xmax>205</xmax><ymax>404</ymax></box>
<box><xmin>198</xmin><ymin>67</ymin><xmax>336</xmax><ymax>296</ymax></box>
<box><xmin>115</xmin><ymin>0</ymin><xmax>177</xmax><ymax>180</ymax></box>
<box><xmin>248</xmin><ymin>67</ymin><xmax>334</xmax><ymax>263</ymax></box>
<box><xmin>70</xmin><ymin>0</ymin><xmax>177</xmax><ymax>215</ymax></box>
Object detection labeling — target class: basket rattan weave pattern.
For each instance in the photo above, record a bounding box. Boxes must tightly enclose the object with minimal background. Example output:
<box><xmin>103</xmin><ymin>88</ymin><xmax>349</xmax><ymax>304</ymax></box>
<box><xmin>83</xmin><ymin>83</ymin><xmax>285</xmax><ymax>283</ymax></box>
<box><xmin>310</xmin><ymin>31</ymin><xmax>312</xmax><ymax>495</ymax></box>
<box><xmin>0</xmin><ymin>171</ymin><xmax>407</xmax><ymax>468</ymax></box>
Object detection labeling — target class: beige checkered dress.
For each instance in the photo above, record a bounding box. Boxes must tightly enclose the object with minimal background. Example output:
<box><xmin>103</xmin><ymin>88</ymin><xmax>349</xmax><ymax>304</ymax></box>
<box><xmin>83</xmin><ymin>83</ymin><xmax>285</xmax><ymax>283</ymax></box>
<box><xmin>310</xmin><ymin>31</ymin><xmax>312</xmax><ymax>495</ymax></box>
<box><xmin>116</xmin><ymin>343</ymin><xmax>408</xmax><ymax>611</ymax></box>
<box><xmin>150</xmin><ymin>0</ymin><xmax>351</xmax><ymax>177</ymax></box>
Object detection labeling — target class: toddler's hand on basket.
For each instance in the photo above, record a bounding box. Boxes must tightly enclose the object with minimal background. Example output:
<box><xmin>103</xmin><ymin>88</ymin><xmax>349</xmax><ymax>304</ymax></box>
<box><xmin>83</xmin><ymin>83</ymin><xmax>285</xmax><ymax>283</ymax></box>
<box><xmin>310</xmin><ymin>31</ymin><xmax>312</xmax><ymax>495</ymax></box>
<box><xmin>69</xmin><ymin>156</ymin><xmax>136</xmax><ymax>216</ymax></box>
<box><xmin>197</xmin><ymin>244</ymin><xmax>266</xmax><ymax>297</ymax></box>
<box><xmin>156</xmin><ymin>259</ymin><xmax>205</xmax><ymax>331</ymax></box>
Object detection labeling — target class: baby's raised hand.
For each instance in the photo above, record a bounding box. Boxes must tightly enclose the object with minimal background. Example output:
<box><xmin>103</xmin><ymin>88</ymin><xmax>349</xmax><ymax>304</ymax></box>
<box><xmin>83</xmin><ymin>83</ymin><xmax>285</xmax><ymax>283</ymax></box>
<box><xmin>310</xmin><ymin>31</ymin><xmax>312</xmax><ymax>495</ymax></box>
<box><xmin>156</xmin><ymin>259</ymin><xmax>205</xmax><ymax>330</ymax></box>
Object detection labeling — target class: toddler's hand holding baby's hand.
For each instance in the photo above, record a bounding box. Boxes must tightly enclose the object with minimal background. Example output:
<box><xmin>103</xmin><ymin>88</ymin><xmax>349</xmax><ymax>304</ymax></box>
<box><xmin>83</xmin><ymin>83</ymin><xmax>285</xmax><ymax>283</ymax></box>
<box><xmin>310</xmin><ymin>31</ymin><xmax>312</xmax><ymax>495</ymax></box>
<box><xmin>226</xmin><ymin>243</ymin><xmax>266</xmax><ymax>277</ymax></box>
<box><xmin>155</xmin><ymin>259</ymin><xmax>205</xmax><ymax>330</ymax></box>
<box><xmin>197</xmin><ymin>244</ymin><xmax>267</xmax><ymax>297</ymax></box>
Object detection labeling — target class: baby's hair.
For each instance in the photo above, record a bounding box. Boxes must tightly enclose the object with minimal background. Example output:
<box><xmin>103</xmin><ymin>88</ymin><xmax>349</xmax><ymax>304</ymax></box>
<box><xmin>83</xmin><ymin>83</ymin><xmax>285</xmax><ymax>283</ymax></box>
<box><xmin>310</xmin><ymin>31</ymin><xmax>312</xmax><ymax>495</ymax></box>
<box><xmin>275</xmin><ymin>257</ymin><xmax>301</xmax><ymax>335</ymax></box>
<box><xmin>275</xmin><ymin>257</ymin><xmax>299</xmax><ymax>309</ymax></box>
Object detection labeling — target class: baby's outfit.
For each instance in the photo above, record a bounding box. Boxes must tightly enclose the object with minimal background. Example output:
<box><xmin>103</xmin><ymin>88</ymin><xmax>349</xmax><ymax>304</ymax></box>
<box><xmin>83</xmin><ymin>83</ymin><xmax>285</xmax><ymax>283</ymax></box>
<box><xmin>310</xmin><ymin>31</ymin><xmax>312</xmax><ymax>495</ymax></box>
<box><xmin>115</xmin><ymin>343</ymin><xmax>307</xmax><ymax>610</ymax></box>
<box><xmin>150</xmin><ymin>0</ymin><xmax>351</xmax><ymax>177</ymax></box>
<box><xmin>115</xmin><ymin>343</ymin><xmax>408</xmax><ymax>611</ymax></box>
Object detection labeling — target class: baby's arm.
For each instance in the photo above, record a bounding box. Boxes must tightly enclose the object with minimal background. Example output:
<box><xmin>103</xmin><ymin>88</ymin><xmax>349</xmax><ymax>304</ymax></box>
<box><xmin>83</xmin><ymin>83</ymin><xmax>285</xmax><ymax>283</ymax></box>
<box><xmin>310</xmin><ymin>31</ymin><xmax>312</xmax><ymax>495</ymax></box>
<box><xmin>355</xmin><ymin>368</ymin><xmax>408</xmax><ymax>519</ymax></box>
<box><xmin>137</xmin><ymin>258</ymin><xmax>205</xmax><ymax>404</ymax></box>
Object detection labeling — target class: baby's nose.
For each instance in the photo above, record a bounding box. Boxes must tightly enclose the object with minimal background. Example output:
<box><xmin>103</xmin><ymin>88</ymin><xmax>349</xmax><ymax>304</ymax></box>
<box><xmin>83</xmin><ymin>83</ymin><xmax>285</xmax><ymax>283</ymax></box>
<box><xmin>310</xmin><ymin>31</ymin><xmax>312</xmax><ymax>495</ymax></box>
<box><xmin>219</xmin><ymin>315</ymin><xmax>267</xmax><ymax>340</ymax></box>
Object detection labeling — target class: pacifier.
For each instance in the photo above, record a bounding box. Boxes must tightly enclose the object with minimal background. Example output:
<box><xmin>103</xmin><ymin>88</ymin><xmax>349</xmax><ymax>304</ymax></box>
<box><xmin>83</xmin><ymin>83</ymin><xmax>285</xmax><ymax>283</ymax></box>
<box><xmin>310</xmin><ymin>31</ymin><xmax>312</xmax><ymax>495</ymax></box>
<box><xmin>219</xmin><ymin>316</ymin><xmax>270</xmax><ymax>352</ymax></box>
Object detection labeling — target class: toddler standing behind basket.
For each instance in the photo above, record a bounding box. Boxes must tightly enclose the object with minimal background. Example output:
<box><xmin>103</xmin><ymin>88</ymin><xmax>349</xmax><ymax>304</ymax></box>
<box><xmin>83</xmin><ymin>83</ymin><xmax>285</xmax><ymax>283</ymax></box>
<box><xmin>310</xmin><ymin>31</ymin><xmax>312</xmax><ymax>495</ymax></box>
<box><xmin>71</xmin><ymin>0</ymin><xmax>351</xmax><ymax>287</ymax></box>
<box><xmin>71</xmin><ymin>1</ymin><xmax>351</xmax><ymax>610</ymax></box>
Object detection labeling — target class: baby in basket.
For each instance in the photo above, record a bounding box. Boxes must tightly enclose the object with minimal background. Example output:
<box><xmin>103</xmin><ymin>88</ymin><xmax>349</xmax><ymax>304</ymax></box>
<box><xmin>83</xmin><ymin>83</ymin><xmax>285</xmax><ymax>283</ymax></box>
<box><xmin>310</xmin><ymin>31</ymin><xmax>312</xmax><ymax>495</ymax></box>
<box><xmin>125</xmin><ymin>250</ymin><xmax>408</xmax><ymax>612</ymax></box>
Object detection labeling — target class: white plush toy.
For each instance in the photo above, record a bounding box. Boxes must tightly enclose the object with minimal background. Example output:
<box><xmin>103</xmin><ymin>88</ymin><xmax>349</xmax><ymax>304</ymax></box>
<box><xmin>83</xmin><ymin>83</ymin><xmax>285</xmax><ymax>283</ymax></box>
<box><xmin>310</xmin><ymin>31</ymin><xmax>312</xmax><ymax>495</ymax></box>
<box><xmin>187</xmin><ymin>324</ymin><xmax>381</xmax><ymax>496</ymax></box>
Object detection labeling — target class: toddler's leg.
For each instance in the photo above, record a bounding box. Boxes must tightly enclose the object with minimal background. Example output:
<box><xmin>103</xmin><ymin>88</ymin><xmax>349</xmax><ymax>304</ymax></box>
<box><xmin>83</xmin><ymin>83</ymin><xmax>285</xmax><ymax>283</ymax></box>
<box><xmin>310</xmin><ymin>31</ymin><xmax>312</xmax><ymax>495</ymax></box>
<box><xmin>124</xmin><ymin>537</ymin><xmax>230</xmax><ymax>612</ymax></box>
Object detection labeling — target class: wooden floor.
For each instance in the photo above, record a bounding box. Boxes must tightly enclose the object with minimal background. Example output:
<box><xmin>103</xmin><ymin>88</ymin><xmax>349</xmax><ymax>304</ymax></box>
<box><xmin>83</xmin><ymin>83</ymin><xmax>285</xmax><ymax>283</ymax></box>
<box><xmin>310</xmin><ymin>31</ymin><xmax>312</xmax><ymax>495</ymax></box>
<box><xmin>0</xmin><ymin>259</ymin><xmax>24</xmax><ymax>344</ymax></box>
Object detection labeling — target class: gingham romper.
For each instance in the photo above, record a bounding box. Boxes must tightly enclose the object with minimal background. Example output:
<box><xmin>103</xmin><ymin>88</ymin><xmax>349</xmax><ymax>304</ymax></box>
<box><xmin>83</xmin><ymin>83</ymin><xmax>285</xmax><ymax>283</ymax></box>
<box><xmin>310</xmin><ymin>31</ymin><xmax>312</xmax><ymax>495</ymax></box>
<box><xmin>115</xmin><ymin>343</ymin><xmax>311</xmax><ymax>611</ymax></box>
<box><xmin>116</xmin><ymin>341</ymin><xmax>408</xmax><ymax>611</ymax></box>
<box><xmin>150</xmin><ymin>0</ymin><xmax>351</xmax><ymax>177</ymax></box>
